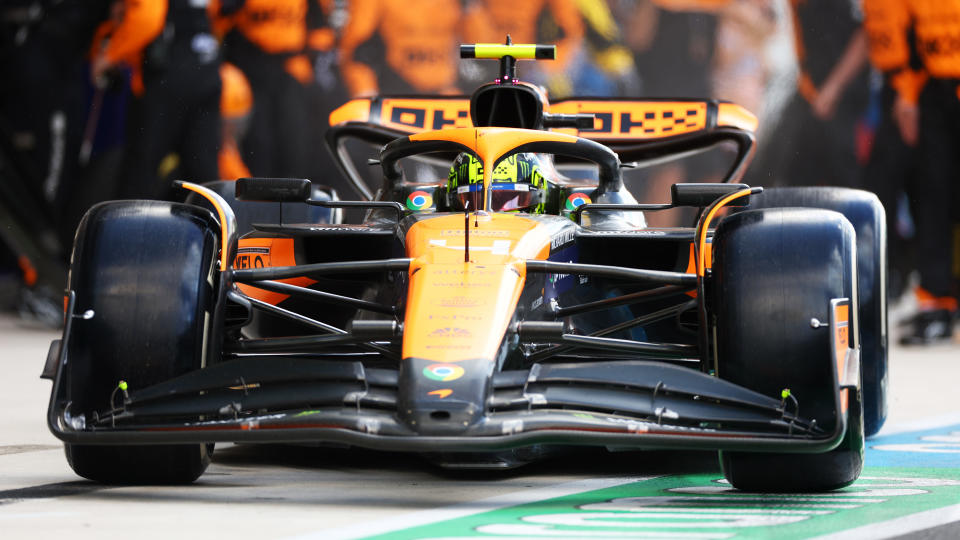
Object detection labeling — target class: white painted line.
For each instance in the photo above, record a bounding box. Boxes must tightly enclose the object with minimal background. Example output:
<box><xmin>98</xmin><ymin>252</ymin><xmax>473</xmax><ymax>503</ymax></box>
<box><xmin>288</xmin><ymin>476</ymin><xmax>654</xmax><ymax>540</ymax></box>
<box><xmin>809</xmin><ymin>502</ymin><xmax>960</xmax><ymax>540</ymax></box>
<box><xmin>872</xmin><ymin>411</ymin><xmax>960</xmax><ymax>437</ymax></box>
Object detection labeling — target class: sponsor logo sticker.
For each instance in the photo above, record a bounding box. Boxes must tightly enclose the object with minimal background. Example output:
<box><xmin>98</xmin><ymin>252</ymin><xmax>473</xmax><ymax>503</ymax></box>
<box><xmin>436</xmin><ymin>296</ymin><xmax>484</xmax><ymax>307</ymax></box>
<box><xmin>429</xmin><ymin>327</ymin><xmax>472</xmax><ymax>338</ymax></box>
<box><xmin>565</xmin><ymin>192</ymin><xmax>592</xmax><ymax>211</ymax></box>
<box><xmin>423</xmin><ymin>363</ymin><xmax>465</xmax><ymax>381</ymax></box>
<box><xmin>428</xmin><ymin>389</ymin><xmax>453</xmax><ymax>399</ymax></box>
<box><xmin>406</xmin><ymin>190</ymin><xmax>433</xmax><ymax>211</ymax></box>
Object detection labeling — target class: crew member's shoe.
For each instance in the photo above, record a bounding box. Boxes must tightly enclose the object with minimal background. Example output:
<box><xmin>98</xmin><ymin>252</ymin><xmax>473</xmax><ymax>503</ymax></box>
<box><xmin>899</xmin><ymin>309</ymin><xmax>955</xmax><ymax>345</ymax></box>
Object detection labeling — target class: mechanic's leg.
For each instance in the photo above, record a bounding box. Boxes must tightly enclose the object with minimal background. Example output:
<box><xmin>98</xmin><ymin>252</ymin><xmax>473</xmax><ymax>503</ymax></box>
<box><xmin>178</xmin><ymin>78</ymin><xmax>222</xmax><ymax>186</ymax></box>
<box><xmin>119</xmin><ymin>81</ymin><xmax>181</xmax><ymax>199</ymax></box>
<box><xmin>273</xmin><ymin>73</ymin><xmax>311</xmax><ymax>178</ymax></box>
<box><xmin>862</xmin><ymin>83</ymin><xmax>918</xmax><ymax>300</ymax></box>
<box><xmin>239</xmin><ymin>71</ymin><xmax>277</xmax><ymax>177</ymax></box>
<box><xmin>903</xmin><ymin>80</ymin><xmax>959</xmax><ymax>342</ymax></box>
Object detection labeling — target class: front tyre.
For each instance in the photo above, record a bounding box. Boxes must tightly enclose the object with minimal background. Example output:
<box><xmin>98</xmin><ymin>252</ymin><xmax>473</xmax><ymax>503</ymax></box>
<box><xmin>747</xmin><ymin>187</ymin><xmax>887</xmax><ymax>436</ymax></box>
<box><xmin>720</xmin><ymin>390</ymin><xmax>864</xmax><ymax>492</ymax></box>
<box><xmin>712</xmin><ymin>207</ymin><xmax>864</xmax><ymax>491</ymax></box>
<box><xmin>63</xmin><ymin>201</ymin><xmax>218</xmax><ymax>483</ymax></box>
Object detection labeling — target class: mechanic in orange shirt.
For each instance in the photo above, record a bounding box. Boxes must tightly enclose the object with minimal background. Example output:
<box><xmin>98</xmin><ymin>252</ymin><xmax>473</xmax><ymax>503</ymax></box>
<box><xmin>339</xmin><ymin>0</ymin><xmax>463</xmax><ymax>96</ymax></box>
<box><xmin>861</xmin><ymin>0</ymin><xmax>922</xmax><ymax>304</ymax></box>
<box><xmin>461</xmin><ymin>0</ymin><xmax>584</xmax><ymax>97</ymax></box>
<box><xmin>886</xmin><ymin>0</ymin><xmax>960</xmax><ymax>342</ymax></box>
<box><xmin>215</xmin><ymin>0</ymin><xmax>312</xmax><ymax>178</ymax></box>
<box><xmin>92</xmin><ymin>0</ymin><xmax>222</xmax><ymax>199</ymax></box>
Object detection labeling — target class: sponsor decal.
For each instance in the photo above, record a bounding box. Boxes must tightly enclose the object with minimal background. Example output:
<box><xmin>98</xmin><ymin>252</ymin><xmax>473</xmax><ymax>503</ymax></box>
<box><xmin>427</xmin><ymin>314</ymin><xmax>483</xmax><ymax>322</ymax></box>
<box><xmin>428</xmin><ymin>268</ymin><xmax>496</xmax><ymax>276</ymax></box>
<box><xmin>565</xmin><ymin>193</ymin><xmax>591</xmax><ymax>211</ymax></box>
<box><xmin>441</xmin><ymin>229</ymin><xmax>509</xmax><ymax>237</ymax></box>
<box><xmin>436</xmin><ymin>296</ymin><xmax>484</xmax><ymax>307</ymax></box>
<box><xmin>832</xmin><ymin>300</ymin><xmax>851</xmax><ymax>413</ymax></box>
<box><xmin>428</xmin><ymin>389</ymin><xmax>453</xmax><ymax>399</ymax></box>
<box><xmin>234</xmin><ymin>254</ymin><xmax>266</xmax><ymax>269</ymax></box>
<box><xmin>428</xmin><ymin>327</ymin><xmax>472</xmax><ymax>338</ymax></box>
<box><xmin>433</xmin><ymin>281</ymin><xmax>493</xmax><ymax>288</ymax></box>
<box><xmin>550</xmin><ymin>229</ymin><xmax>575</xmax><ymax>250</ymax></box>
<box><xmin>381</xmin><ymin>99</ymin><xmax>472</xmax><ymax>132</ymax></box>
<box><xmin>551</xmin><ymin>100</ymin><xmax>708</xmax><ymax>139</ymax></box>
<box><xmin>235</xmin><ymin>246</ymin><xmax>270</xmax><ymax>269</ymax></box>
<box><xmin>406</xmin><ymin>190</ymin><xmax>433</xmax><ymax>211</ymax></box>
<box><xmin>422</xmin><ymin>363</ymin><xmax>465</xmax><ymax>381</ymax></box>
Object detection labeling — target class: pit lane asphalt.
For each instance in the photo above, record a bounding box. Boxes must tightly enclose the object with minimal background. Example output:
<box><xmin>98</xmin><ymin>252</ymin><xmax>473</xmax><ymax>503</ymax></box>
<box><xmin>2</xmin><ymin>312</ymin><xmax>959</xmax><ymax>540</ymax></box>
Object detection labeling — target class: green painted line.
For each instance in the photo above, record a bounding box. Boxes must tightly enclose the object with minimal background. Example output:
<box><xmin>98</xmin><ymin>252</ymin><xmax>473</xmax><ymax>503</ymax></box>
<box><xmin>366</xmin><ymin>468</ymin><xmax>960</xmax><ymax>539</ymax></box>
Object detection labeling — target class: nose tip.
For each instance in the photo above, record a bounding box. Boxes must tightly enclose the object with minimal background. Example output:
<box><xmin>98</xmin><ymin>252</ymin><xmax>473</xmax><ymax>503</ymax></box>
<box><xmin>400</xmin><ymin>402</ymin><xmax>483</xmax><ymax>435</ymax></box>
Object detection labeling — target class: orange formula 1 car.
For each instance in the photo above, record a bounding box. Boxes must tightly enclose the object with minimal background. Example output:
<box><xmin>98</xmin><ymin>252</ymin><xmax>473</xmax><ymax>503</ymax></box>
<box><xmin>44</xmin><ymin>42</ymin><xmax>887</xmax><ymax>491</ymax></box>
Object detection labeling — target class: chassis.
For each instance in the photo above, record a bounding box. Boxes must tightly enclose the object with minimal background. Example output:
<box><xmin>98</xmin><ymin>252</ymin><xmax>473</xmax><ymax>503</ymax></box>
<box><xmin>44</xmin><ymin>43</ymin><xmax>887</xmax><ymax>491</ymax></box>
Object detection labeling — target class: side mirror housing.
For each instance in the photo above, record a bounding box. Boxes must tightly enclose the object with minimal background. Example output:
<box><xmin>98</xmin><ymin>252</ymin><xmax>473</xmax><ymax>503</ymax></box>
<box><xmin>235</xmin><ymin>178</ymin><xmax>312</xmax><ymax>202</ymax></box>
<box><xmin>671</xmin><ymin>183</ymin><xmax>751</xmax><ymax>207</ymax></box>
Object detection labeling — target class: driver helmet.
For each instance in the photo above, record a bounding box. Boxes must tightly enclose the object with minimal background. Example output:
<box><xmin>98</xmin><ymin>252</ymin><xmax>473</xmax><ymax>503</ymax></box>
<box><xmin>447</xmin><ymin>152</ymin><xmax>549</xmax><ymax>213</ymax></box>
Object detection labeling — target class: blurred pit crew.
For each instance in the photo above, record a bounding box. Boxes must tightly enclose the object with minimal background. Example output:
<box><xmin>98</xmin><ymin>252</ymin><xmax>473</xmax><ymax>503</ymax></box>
<box><xmin>215</xmin><ymin>0</ymin><xmax>312</xmax><ymax>178</ymax></box>
<box><xmin>303</xmin><ymin>0</ymin><xmax>354</xmax><ymax>199</ymax></box>
<box><xmin>338</xmin><ymin>0</ymin><xmax>463</xmax><ymax>96</ymax></box>
<box><xmin>461</xmin><ymin>0</ymin><xmax>584</xmax><ymax>98</ymax></box>
<box><xmin>92</xmin><ymin>0</ymin><xmax>222</xmax><ymax>200</ymax></box>
<box><xmin>887</xmin><ymin>0</ymin><xmax>960</xmax><ymax>343</ymax></box>
<box><xmin>620</xmin><ymin>0</ymin><xmax>730</xmax><ymax>227</ymax></box>
<box><xmin>757</xmin><ymin>0</ymin><xmax>869</xmax><ymax>190</ymax></box>
<box><xmin>0</xmin><ymin>0</ymin><xmax>105</xmax><ymax>245</ymax></box>
<box><xmin>861</xmin><ymin>0</ymin><xmax>922</xmax><ymax>302</ymax></box>
<box><xmin>558</xmin><ymin>0</ymin><xmax>641</xmax><ymax>97</ymax></box>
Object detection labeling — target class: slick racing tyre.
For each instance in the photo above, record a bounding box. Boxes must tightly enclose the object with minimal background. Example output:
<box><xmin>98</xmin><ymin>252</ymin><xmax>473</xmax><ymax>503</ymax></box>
<box><xmin>64</xmin><ymin>201</ymin><xmax>218</xmax><ymax>483</ymax></box>
<box><xmin>748</xmin><ymin>187</ymin><xmax>887</xmax><ymax>436</ymax></box>
<box><xmin>712</xmin><ymin>207</ymin><xmax>864</xmax><ymax>491</ymax></box>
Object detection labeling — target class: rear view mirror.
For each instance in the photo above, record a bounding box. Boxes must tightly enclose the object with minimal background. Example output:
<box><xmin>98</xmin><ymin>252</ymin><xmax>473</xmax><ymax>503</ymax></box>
<box><xmin>671</xmin><ymin>183</ymin><xmax>751</xmax><ymax>208</ymax></box>
<box><xmin>235</xmin><ymin>178</ymin><xmax>312</xmax><ymax>202</ymax></box>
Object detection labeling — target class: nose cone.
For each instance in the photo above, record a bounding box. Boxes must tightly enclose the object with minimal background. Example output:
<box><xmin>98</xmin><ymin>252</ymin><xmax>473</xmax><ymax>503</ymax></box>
<box><xmin>397</xmin><ymin>358</ymin><xmax>489</xmax><ymax>435</ymax></box>
<box><xmin>398</xmin><ymin>213</ymin><xmax>551</xmax><ymax>435</ymax></box>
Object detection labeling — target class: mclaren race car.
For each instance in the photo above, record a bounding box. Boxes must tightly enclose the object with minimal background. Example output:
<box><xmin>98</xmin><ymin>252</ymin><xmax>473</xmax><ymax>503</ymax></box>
<box><xmin>44</xmin><ymin>43</ymin><xmax>888</xmax><ymax>491</ymax></box>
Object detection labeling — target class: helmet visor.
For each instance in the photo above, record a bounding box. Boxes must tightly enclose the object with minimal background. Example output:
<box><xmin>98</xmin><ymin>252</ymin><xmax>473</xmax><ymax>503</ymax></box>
<box><xmin>455</xmin><ymin>183</ymin><xmax>537</xmax><ymax>212</ymax></box>
<box><xmin>490</xmin><ymin>183</ymin><xmax>537</xmax><ymax>212</ymax></box>
<box><xmin>454</xmin><ymin>183</ymin><xmax>484</xmax><ymax>211</ymax></box>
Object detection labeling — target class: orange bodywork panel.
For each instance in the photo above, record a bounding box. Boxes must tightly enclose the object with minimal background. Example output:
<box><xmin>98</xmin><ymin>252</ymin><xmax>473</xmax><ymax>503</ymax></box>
<box><xmin>683</xmin><ymin>242</ymin><xmax>711</xmax><ymax>297</ymax></box>
<box><xmin>234</xmin><ymin>237</ymin><xmax>316</xmax><ymax>304</ymax></box>
<box><xmin>716</xmin><ymin>102</ymin><xmax>759</xmax><ymax>132</ymax></box>
<box><xmin>402</xmin><ymin>213</ymin><xmax>551</xmax><ymax>363</ymax></box>
<box><xmin>328</xmin><ymin>98</ymin><xmax>373</xmax><ymax>127</ymax></box>
<box><xmin>697</xmin><ymin>189</ymin><xmax>751</xmax><ymax>276</ymax></box>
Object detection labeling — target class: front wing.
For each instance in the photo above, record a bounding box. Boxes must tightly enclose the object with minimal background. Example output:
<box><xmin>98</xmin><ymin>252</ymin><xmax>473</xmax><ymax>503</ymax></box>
<box><xmin>48</xmin><ymin>336</ymin><xmax>860</xmax><ymax>456</ymax></box>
